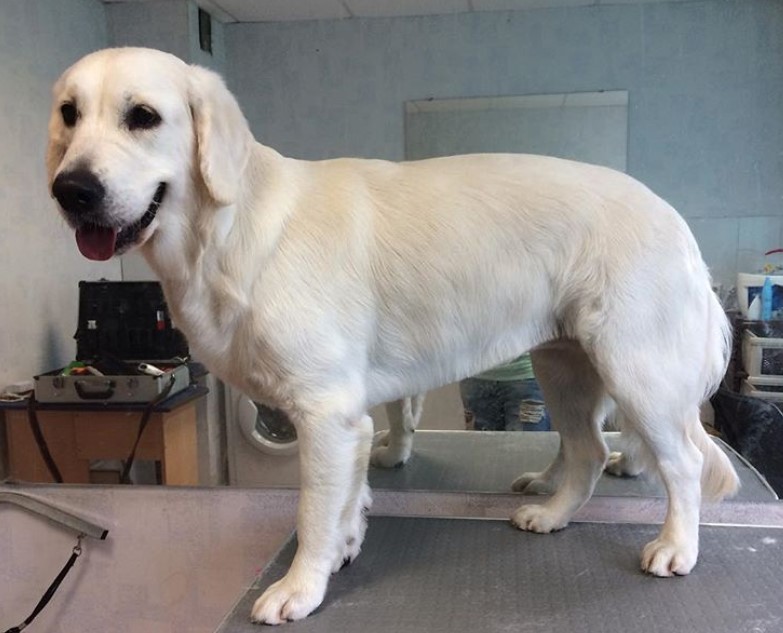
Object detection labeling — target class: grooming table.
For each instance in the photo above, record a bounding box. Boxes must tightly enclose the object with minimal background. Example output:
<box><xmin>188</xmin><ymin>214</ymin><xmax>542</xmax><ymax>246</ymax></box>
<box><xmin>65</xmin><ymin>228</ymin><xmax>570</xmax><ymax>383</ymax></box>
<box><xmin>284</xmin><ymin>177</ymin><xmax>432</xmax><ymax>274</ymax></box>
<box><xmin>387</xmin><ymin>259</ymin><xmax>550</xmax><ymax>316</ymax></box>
<box><xmin>216</xmin><ymin>432</ymin><xmax>779</xmax><ymax>631</ymax></box>
<box><xmin>216</xmin><ymin>515</ymin><xmax>783</xmax><ymax>633</ymax></box>
<box><xmin>368</xmin><ymin>431</ymin><xmax>777</xmax><ymax>501</ymax></box>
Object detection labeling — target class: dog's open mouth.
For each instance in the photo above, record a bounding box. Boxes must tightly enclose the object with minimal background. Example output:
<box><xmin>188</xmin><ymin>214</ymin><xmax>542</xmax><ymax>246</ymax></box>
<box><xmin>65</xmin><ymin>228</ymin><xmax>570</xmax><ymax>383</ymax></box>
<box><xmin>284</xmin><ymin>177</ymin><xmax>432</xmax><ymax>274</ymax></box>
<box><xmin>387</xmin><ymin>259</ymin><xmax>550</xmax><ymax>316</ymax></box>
<box><xmin>75</xmin><ymin>183</ymin><xmax>167</xmax><ymax>260</ymax></box>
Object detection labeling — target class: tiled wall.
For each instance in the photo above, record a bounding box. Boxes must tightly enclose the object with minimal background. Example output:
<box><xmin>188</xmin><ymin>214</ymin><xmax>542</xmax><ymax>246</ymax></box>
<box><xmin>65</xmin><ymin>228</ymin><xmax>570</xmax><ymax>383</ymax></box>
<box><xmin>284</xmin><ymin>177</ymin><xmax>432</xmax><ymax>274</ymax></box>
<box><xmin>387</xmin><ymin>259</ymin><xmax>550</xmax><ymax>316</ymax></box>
<box><xmin>225</xmin><ymin>0</ymin><xmax>783</xmax><ymax>290</ymax></box>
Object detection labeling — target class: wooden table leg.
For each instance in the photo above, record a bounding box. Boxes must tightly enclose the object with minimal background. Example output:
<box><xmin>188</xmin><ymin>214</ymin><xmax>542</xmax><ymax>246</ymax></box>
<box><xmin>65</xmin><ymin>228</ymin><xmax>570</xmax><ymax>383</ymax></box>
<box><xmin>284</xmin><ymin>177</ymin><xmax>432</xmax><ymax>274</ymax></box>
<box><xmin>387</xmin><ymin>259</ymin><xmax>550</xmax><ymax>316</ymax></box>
<box><xmin>160</xmin><ymin>404</ymin><xmax>199</xmax><ymax>486</ymax></box>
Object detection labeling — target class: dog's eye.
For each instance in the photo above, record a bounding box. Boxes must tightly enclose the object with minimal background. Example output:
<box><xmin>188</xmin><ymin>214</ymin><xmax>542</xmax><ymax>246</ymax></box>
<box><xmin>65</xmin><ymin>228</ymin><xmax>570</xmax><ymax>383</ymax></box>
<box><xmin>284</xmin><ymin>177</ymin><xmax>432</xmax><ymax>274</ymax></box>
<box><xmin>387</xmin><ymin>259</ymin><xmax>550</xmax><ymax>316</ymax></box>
<box><xmin>60</xmin><ymin>102</ymin><xmax>78</xmax><ymax>127</ymax></box>
<box><xmin>126</xmin><ymin>104</ymin><xmax>161</xmax><ymax>131</ymax></box>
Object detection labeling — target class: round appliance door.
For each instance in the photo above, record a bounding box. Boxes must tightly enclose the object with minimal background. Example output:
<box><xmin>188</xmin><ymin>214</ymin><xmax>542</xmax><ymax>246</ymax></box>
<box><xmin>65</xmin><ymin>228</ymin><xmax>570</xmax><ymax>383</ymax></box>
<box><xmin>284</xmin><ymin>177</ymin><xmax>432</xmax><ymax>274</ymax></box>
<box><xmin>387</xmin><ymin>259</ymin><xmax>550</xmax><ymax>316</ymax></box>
<box><xmin>237</xmin><ymin>394</ymin><xmax>298</xmax><ymax>456</ymax></box>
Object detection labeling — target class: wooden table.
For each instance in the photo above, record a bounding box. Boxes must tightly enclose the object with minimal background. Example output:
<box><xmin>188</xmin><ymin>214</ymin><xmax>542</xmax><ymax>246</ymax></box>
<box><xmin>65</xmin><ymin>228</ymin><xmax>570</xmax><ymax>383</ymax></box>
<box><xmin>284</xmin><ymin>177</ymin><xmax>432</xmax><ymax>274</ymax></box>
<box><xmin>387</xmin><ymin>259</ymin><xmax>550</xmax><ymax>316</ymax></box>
<box><xmin>2</xmin><ymin>387</ymin><xmax>207</xmax><ymax>485</ymax></box>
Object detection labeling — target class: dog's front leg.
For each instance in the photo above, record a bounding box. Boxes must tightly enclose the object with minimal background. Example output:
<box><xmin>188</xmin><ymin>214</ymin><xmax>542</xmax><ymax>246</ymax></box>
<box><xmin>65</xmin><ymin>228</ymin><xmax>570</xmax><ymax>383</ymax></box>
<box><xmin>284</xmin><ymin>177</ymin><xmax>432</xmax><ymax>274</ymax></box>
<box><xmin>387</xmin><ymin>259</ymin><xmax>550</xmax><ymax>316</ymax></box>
<box><xmin>251</xmin><ymin>412</ymin><xmax>372</xmax><ymax>625</ymax></box>
<box><xmin>333</xmin><ymin>414</ymin><xmax>374</xmax><ymax>572</ymax></box>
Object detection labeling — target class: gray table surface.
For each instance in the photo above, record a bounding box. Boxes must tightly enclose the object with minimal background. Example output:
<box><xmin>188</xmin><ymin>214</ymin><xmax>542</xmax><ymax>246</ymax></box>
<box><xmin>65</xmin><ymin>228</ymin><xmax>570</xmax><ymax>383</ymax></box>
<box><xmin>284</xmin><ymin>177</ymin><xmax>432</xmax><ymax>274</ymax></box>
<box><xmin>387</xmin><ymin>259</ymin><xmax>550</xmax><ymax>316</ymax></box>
<box><xmin>218</xmin><ymin>515</ymin><xmax>783</xmax><ymax>633</ymax></box>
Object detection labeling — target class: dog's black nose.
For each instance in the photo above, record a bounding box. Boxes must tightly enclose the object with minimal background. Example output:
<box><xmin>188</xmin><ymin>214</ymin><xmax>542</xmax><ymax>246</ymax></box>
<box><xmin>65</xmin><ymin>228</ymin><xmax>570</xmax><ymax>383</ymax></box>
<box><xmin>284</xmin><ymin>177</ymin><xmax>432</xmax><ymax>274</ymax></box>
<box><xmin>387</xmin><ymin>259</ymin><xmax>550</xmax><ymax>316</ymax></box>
<box><xmin>52</xmin><ymin>168</ymin><xmax>105</xmax><ymax>216</ymax></box>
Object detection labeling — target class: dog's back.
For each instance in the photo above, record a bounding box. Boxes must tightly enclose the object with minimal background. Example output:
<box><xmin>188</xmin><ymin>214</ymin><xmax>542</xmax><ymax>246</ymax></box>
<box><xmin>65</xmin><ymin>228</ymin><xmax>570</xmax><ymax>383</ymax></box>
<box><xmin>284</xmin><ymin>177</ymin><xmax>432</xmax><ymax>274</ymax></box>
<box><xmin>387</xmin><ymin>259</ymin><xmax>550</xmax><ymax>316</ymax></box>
<box><xmin>293</xmin><ymin>154</ymin><xmax>716</xmax><ymax>407</ymax></box>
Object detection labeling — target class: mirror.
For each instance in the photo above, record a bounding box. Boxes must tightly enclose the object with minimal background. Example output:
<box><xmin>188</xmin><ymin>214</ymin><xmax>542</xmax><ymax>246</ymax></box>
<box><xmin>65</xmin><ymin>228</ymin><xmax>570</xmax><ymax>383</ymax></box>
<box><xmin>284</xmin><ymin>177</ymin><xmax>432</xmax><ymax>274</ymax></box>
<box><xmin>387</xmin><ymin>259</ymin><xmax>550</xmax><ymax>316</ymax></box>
<box><xmin>405</xmin><ymin>91</ymin><xmax>628</xmax><ymax>170</ymax></box>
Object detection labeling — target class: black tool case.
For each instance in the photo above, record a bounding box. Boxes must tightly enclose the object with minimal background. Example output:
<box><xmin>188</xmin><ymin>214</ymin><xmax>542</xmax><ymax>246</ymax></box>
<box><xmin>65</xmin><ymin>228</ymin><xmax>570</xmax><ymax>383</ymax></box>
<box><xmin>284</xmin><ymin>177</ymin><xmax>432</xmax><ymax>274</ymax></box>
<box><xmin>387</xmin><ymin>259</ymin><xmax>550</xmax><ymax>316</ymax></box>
<box><xmin>74</xmin><ymin>281</ymin><xmax>188</xmax><ymax>362</ymax></box>
<box><xmin>35</xmin><ymin>281</ymin><xmax>191</xmax><ymax>404</ymax></box>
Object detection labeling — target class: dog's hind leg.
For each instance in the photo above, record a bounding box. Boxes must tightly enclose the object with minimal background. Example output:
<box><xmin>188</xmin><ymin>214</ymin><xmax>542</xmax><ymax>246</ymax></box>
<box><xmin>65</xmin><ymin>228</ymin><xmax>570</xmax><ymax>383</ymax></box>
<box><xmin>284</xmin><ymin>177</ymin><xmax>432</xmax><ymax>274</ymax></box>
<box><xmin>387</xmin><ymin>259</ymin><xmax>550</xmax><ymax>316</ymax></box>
<box><xmin>370</xmin><ymin>394</ymin><xmax>425</xmax><ymax>468</ymax></box>
<box><xmin>605</xmin><ymin>450</ymin><xmax>645</xmax><ymax>478</ymax></box>
<box><xmin>604</xmin><ymin>411</ymin><xmax>648</xmax><ymax>478</ymax></box>
<box><xmin>251</xmin><ymin>405</ymin><xmax>373</xmax><ymax>625</ymax></box>
<box><xmin>615</xmin><ymin>398</ymin><xmax>705</xmax><ymax>575</ymax></box>
<box><xmin>594</xmin><ymin>340</ymin><xmax>738</xmax><ymax>576</ymax></box>
<box><xmin>615</xmin><ymin>398</ymin><xmax>737</xmax><ymax>576</ymax></box>
<box><xmin>512</xmin><ymin>343</ymin><xmax>610</xmax><ymax>532</ymax></box>
<box><xmin>606</xmin><ymin>452</ymin><xmax>647</xmax><ymax>479</ymax></box>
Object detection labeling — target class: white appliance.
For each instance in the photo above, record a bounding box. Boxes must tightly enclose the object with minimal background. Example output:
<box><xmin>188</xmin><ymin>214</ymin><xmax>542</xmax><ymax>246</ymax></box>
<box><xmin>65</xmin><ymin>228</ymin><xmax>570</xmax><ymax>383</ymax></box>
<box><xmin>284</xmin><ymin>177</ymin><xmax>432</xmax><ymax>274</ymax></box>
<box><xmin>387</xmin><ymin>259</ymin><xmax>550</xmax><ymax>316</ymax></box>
<box><xmin>225</xmin><ymin>383</ymin><xmax>465</xmax><ymax>487</ymax></box>
<box><xmin>225</xmin><ymin>384</ymin><xmax>301</xmax><ymax>487</ymax></box>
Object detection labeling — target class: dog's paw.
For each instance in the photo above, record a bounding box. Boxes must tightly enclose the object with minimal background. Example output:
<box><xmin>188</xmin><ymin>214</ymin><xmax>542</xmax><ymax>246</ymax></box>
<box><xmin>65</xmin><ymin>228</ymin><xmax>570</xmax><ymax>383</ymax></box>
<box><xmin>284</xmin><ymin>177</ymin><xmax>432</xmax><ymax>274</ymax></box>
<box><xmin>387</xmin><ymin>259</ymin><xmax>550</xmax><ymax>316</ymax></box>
<box><xmin>511</xmin><ymin>504</ymin><xmax>569</xmax><ymax>533</ymax></box>
<box><xmin>251</xmin><ymin>573</ymin><xmax>327</xmax><ymax>625</ymax></box>
<box><xmin>605</xmin><ymin>451</ymin><xmax>643</xmax><ymax>478</ymax></box>
<box><xmin>511</xmin><ymin>472</ymin><xmax>551</xmax><ymax>495</ymax></box>
<box><xmin>641</xmin><ymin>537</ymin><xmax>697</xmax><ymax>577</ymax></box>
<box><xmin>370</xmin><ymin>431</ymin><xmax>411</xmax><ymax>469</ymax></box>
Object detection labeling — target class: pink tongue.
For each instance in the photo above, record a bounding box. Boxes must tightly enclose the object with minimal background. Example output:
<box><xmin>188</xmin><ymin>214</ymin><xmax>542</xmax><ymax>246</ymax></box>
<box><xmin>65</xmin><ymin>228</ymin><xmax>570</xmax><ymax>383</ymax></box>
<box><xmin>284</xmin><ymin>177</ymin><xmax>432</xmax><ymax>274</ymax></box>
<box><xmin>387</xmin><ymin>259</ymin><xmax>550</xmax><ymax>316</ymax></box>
<box><xmin>75</xmin><ymin>226</ymin><xmax>118</xmax><ymax>261</ymax></box>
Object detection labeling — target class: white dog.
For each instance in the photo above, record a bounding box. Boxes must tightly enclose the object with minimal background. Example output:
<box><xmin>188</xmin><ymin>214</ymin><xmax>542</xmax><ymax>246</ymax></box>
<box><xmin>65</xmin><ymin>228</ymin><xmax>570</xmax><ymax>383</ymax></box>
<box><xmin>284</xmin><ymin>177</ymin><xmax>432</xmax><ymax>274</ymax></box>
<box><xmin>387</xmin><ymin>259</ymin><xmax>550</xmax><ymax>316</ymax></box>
<box><xmin>47</xmin><ymin>48</ymin><xmax>739</xmax><ymax>624</ymax></box>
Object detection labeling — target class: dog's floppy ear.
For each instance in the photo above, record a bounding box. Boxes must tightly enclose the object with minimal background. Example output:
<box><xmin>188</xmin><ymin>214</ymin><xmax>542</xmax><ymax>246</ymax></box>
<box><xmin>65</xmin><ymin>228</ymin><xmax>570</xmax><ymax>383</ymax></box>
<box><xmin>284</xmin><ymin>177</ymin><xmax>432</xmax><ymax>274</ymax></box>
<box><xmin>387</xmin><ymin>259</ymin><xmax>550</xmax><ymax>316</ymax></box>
<box><xmin>188</xmin><ymin>65</ymin><xmax>252</xmax><ymax>206</ymax></box>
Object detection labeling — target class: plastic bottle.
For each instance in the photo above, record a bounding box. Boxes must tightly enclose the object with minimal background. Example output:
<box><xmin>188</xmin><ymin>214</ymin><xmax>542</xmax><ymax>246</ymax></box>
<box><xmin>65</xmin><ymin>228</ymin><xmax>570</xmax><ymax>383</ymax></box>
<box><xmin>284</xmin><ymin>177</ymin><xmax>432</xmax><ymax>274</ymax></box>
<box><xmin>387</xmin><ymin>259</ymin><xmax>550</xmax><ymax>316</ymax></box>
<box><xmin>761</xmin><ymin>276</ymin><xmax>773</xmax><ymax>321</ymax></box>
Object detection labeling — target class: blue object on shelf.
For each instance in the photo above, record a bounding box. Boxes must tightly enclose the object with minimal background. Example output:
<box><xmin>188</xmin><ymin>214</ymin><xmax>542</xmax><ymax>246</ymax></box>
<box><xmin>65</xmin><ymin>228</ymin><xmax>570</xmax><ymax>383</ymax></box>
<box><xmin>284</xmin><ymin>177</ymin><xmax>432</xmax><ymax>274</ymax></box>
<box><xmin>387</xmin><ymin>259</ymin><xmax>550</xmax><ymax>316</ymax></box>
<box><xmin>761</xmin><ymin>276</ymin><xmax>773</xmax><ymax>321</ymax></box>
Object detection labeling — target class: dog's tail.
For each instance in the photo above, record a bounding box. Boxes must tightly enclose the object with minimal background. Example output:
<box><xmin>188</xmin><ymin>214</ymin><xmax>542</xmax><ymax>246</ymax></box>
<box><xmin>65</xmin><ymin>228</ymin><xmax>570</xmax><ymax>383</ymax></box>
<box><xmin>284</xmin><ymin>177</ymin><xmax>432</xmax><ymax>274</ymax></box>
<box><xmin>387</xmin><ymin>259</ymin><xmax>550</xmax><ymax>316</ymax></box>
<box><xmin>700</xmin><ymin>285</ymin><xmax>733</xmax><ymax>403</ymax></box>
<box><xmin>689</xmin><ymin>416</ymin><xmax>740</xmax><ymax>501</ymax></box>
<box><xmin>690</xmin><ymin>283</ymin><xmax>739</xmax><ymax>501</ymax></box>
<box><xmin>609</xmin><ymin>408</ymin><xmax>738</xmax><ymax>501</ymax></box>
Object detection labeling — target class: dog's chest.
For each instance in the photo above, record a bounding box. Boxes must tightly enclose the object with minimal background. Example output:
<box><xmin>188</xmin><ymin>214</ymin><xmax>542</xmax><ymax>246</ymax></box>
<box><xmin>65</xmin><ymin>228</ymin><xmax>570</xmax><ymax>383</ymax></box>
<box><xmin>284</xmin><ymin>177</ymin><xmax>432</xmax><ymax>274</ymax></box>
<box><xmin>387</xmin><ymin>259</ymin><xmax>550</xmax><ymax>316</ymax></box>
<box><xmin>162</xmin><ymin>278</ymin><xmax>286</xmax><ymax>400</ymax></box>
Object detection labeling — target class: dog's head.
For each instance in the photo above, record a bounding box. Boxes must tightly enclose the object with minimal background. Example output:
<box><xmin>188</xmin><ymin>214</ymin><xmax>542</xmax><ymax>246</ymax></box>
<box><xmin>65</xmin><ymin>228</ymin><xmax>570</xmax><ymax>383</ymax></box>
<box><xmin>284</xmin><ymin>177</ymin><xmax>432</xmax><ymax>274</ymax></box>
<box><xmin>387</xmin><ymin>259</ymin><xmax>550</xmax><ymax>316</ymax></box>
<box><xmin>47</xmin><ymin>47</ymin><xmax>251</xmax><ymax>260</ymax></box>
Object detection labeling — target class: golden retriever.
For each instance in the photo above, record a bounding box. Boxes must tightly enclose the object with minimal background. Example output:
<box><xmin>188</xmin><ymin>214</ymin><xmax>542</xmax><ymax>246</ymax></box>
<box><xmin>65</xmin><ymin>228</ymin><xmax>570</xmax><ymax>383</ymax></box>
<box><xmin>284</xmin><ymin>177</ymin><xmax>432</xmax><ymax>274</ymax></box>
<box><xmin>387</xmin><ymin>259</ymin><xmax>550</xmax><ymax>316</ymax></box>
<box><xmin>47</xmin><ymin>47</ymin><xmax>738</xmax><ymax>625</ymax></box>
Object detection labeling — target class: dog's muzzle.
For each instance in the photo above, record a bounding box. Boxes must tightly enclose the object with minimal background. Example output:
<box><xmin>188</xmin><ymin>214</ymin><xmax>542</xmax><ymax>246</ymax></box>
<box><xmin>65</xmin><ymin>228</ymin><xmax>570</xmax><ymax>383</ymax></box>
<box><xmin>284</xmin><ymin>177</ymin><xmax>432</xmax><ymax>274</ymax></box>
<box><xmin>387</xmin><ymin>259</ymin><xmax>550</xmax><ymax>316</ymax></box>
<box><xmin>52</xmin><ymin>169</ymin><xmax>166</xmax><ymax>261</ymax></box>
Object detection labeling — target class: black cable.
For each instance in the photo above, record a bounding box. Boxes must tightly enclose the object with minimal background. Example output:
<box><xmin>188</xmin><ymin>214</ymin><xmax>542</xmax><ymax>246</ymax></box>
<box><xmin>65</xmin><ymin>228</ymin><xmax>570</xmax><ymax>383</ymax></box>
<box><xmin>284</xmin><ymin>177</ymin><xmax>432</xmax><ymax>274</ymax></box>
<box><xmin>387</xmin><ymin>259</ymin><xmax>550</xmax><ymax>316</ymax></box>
<box><xmin>26</xmin><ymin>395</ymin><xmax>64</xmax><ymax>484</ymax></box>
<box><xmin>119</xmin><ymin>375</ymin><xmax>177</xmax><ymax>484</ymax></box>
<box><xmin>3</xmin><ymin>536</ymin><xmax>83</xmax><ymax>633</ymax></box>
